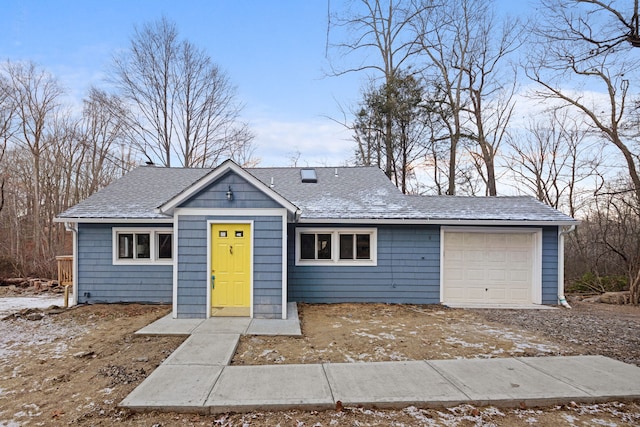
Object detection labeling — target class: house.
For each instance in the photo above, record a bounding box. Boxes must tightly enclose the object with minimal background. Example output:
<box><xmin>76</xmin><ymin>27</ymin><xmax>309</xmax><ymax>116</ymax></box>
<box><xmin>55</xmin><ymin>160</ymin><xmax>578</xmax><ymax>319</ymax></box>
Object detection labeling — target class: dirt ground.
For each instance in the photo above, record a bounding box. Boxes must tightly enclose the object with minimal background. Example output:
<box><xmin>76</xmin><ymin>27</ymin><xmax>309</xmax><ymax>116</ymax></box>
<box><xmin>1</xmin><ymin>298</ymin><xmax>640</xmax><ymax>426</ymax></box>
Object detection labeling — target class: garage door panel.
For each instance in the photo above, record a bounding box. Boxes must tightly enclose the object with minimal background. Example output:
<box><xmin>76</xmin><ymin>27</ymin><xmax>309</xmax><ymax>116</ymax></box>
<box><xmin>467</xmin><ymin>288</ymin><xmax>486</xmax><ymax>301</ymax></box>
<box><xmin>443</xmin><ymin>231</ymin><xmax>536</xmax><ymax>305</ymax></box>
<box><xmin>508</xmin><ymin>234</ymin><xmax>531</xmax><ymax>246</ymax></box>
<box><xmin>464</xmin><ymin>233</ymin><xmax>485</xmax><ymax>246</ymax></box>
<box><xmin>487</xmin><ymin>269</ymin><xmax>506</xmax><ymax>281</ymax></box>
<box><xmin>509</xmin><ymin>288</ymin><xmax>529</xmax><ymax>302</ymax></box>
<box><xmin>465</xmin><ymin>269</ymin><xmax>486</xmax><ymax>281</ymax></box>
<box><xmin>488</xmin><ymin>288</ymin><xmax>506</xmax><ymax>301</ymax></box>
<box><xmin>487</xmin><ymin>251</ymin><xmax>506</xmax><ymax>263</ymax></box>
<box><xmin>444</xmin><ymin>286</ymin><xmax>465</xmax><ymax>299</ymax></box>
<box><xmin>465</xmin><ymin>250</ymin><xmax>484</xmax><ymax>262</ymax></box>
<box><xmin>510</xmin><ymin>250</ymin><xmax>529</xmax><ymax>263</ymax></box>
<box><xmin>447</xmin><ymin>249</ymin><xmax>464</xmax><ymax>262</ymax></box>
<box><xmin>486</xmin><ymin>234</ymin><xmax>506</xmax><ymax>245</ymax></box>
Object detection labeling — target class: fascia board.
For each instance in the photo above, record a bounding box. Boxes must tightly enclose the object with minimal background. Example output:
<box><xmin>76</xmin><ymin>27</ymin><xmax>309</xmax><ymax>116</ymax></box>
<box><xmin>53</xmin><ymin>217</ymin><xmax>174</xmax><ymax>224</ymax></box>
<box><xmin>296</xmin><ymin>218</ymin><xmax>579</xmax><ymax>226</ymax></box>
<box><xmin>157</xmin><ymin>160</ymin><xmax>298</xmax><ymax>215</ymax></box>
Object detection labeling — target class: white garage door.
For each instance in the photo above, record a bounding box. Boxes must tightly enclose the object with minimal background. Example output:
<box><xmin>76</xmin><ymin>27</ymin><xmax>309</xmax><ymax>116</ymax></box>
<box><xmin>442</xmin><ymin>231</ymin><xmax>537</xmax><ymax>304</ymax></box>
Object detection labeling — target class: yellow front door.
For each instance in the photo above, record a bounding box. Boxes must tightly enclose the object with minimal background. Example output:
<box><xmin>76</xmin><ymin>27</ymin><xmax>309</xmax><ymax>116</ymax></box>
<box><xmin>211</xmin><ymin>223</ymin><xmax>251</xmax><ymax>313</ymax></box>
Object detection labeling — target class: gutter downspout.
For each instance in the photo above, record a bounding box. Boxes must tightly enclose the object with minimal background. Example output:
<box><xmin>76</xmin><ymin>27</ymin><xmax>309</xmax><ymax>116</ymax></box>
<box><xmin>558</xmin><ymin>224</ymin><xmax>577</xmax><ymax>308</ymax></box>
<box><xmin>64</xmin><ymin>222</ymin><xmax>79</xmax><ymax>306</ymax></box>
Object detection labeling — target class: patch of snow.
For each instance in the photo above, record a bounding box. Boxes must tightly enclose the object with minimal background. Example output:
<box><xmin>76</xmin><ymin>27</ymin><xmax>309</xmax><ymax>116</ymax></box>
<box><xmin>13</xmin><ymin>403</ymin><xmax>41</xmax><ymax>419</ymax></box>
<box><xmin>482</xmin><ymin>327</ymin><xmax>562</xmax><ymax>354</ymax></box>
<box><xmin>444</xmin><ymin>337</ymin><xmax>485</xmax><ymax>348</ymax></box>
<box><xmin>562</xmin><ymin>413</ymin><xmax>579</xmax><ymax>425</ymax></box>
<box><xmin>0</xmin><ymin>295</ymin><xmax>64</xmax><ymax>317</ymax></box>
<box><xmin>353</xmin><ymin>330</ymin><xmax>396</xmax><ymax>340</ymax></box>
<box><xmin>590</xmin><ymin>419</ymin><xmax>618</xmax><ymax>427</ymax></box>
<box><xmin>403</xmin><ymin>406</ymin><xmax>439</xmax><ymax>426</ymax></box>
<box><xmin>0</xmin><ymin>316</ymin><xmax>90</xmax><ymax>369</ymax></box>
<box><xmin>259</xmin><ymin>349</ymin><xmax>275</xmax><ymax>358</ymax></box>
<box><xmin>353</xmin><ymin>331</ymin><xmax>380</xmax><ymax>340</ymax></box>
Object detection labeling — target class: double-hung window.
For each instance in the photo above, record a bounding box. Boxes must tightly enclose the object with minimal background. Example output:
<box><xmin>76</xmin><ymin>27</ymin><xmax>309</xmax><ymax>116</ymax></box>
<box><xmin>113</xmin><ymin>228</ymin><xmax>173</xmax><ymax>264</ymax></box>
<box><xmin>296</xmin><ymin>228</ymin><xmax>377</xmax><ymax>266</ymax></box>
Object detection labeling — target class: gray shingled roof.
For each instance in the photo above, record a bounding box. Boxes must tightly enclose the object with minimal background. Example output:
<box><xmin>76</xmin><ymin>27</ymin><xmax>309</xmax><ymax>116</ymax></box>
<box><xmin>57</xmin><ymin>164</ymin><xmax>576</xmax><ymax>224</ymax></box>
<box><xmin>57</xmin><ymin>167</ymin><xmax>210</xmax><ymax>219</ymax></box>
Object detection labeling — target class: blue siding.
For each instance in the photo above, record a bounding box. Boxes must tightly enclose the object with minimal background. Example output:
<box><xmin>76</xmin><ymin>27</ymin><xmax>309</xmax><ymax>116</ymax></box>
<box><xmin>176</xmin><ymin>215</ymin><xmax>283</xmax><ymax>319</ymax></box>
<box><xmin>542</xmin><ymin>226</ymin><xmax>559</xmax><ymax>304</ymax></box>
<box><xmin>76</xmin><ymin>223</ymin><xmax>173</xmax><ymax>304</ymax></box>
<box><xmin>180</xmin><ymin>171</ymin><xmax>281</xmax><ymax>209</ymax></box>
<box><xmin>288</xmin><ymin>225</ymin><xmax>441</xmax><ymax>304</ymax></box>
<box><xmin>288</xmin><ymin>224</ymin><xmax>561</xmax><ymax>306</ymax></box>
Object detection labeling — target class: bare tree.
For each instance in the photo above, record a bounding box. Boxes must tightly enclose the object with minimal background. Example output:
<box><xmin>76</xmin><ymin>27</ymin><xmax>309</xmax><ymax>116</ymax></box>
<box><xmin>462</xmin><ymin>9</ymin><xmax>522</xmax><ymax>196</ymax></box>
<box><xmin>506</xmin><ymin>110</ymin><xmax>599</xmax><ymax>215</ymax></box>
<box><xmin>531</xmin><ymin>0</ymin><xmax>640</xmax><ymax>303</ymax></box>
<box><xmin>77</xmin><ymin>88</ymin><xmax>129</xmax><ymax>197</ymax></box>
<box><xmin>414</xmin><ymin>0</ymin><xmax>522</xmax><ymax>195</ymax></box>
<box><xmin>2</xmin><ymin>61</ymin><xmax>64</xmax><ymax>264</ymax></box>
<box><xmin>0</xmin><ymin>75</ymin><xmax>15</xmax><ymax>214</ymax></box>
<box><xmin>543</xmin><ymin>0</ymin><xmax>640</xmax><ymax>57</ymax></box>
<box><xmin>110</xmin><ymin>17</ymin><xmax>254</xmax><ymax>167</ymax></box>
<box><xmin>329</xmin><ymin>0</ymin><xmax>427</xmax><ymax>179</ymax></box>
<box><xmin>413</xmin><ymin>0</ymin><xmax>475</xmax><ymax>195</ymax></box>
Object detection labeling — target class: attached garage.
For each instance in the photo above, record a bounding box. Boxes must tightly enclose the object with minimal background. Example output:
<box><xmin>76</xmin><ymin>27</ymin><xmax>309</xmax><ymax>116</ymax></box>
<box><xmin>441</xmin><ymin>228</ymin><xmax>542</xmax><ymax>305</ymax></box>
<box><xmin>58</xmin><ymin>161</ymin><xmax>577</xmax><ymax>315</ymax></box>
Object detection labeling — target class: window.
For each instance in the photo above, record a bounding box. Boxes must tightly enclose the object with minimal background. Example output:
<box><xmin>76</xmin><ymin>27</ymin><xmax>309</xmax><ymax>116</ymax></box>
<box><xmin>157</xmin><ymin>233</ymin><xmax>172</xmax><ymax>259</ymax></box>
<box><xmin>339</xmin><ymin>233</ymin><xmax>371</xmax><ymax>260</ymax></box>
<box><xmin>113</xmin><ymin>228</ymin><xmax>173</xmax><ymax>264</ymax></box>
<box><xmin>296</xmin><ymin>228</ymin><xmax>377</xmax><ymax>266</ymax></box>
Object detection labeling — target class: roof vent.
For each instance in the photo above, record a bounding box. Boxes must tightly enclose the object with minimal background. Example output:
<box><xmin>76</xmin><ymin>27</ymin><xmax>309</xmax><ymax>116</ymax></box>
<box><xmin>300</xmin><ymin>168</ymin><xmax>317</xmax><ymax>183</ymax></box>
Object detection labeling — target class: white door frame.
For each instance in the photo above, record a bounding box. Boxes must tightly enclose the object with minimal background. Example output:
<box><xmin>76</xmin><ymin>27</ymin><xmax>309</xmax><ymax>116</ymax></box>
<box><xmin>207</xmin><ymin>220</ymin><xmax>254</xmax><ymax>318</ymax></box>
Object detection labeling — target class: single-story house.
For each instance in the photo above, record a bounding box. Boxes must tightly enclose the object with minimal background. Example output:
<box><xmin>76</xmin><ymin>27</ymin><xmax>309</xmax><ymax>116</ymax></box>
<box><xmin>55</xmin><ymin>159</ymin><xmax>578</xmax><ymax>319</ymax></box>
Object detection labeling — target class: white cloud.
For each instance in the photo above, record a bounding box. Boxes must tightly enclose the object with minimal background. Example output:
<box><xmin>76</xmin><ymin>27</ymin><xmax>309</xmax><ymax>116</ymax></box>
<box><xmin>250</xmin><ymin>117</ymin><xmax>354</xmax><ymax>167</ymax></box>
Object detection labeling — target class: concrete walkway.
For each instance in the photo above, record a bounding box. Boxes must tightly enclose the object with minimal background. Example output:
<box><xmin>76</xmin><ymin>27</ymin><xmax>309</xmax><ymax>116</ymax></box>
<box><xmin>121</xmin><ymin>305</ymin><xmax>640</xmax><ymax>414</ymax></box>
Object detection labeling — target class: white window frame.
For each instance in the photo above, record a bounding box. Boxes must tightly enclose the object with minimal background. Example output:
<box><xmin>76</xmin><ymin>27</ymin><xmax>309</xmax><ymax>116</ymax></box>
<box><xmin>112</xmin><ymin>227</ymin><xmax>173</xmax><ymax>265</ymax></box>
<box><xmin>295</xmin><ymin>228</ymin><xmax>377</xmax><ymax>266</ymax></box>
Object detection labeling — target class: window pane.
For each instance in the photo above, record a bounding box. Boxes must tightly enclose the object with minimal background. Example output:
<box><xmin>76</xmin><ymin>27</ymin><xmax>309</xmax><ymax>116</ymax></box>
<box><xmin>118</xmin><ymin>234</ymin><xmax>133</xmax><ymax>259</ymax></box>
<box><xmin>339</xmin><ymin>234</ymin><xmax>354</xmax><ymax>259</ymax></box>
<box><xmin>157</xmin><ymin>233</ymin><xmax>172</xmax><ymax>259</ymax></box>
<box><xmin>317</xmin><ymin>234</ymin><xmax>332</xmax><ymax>259</ymax></box>
<box><xmin>356</xmin><ymin>234</ymin><xmax>370</xmax><ymax>259</ymax></box>
<box><xmin>136</xmin><ymin>233</ymin><xmax>151</xmax><ymax>259</ymax></box>
<box><xmin>300</xmin><ymin>234</ymin><xmax>315</xmax><ymax>259</ymax></box>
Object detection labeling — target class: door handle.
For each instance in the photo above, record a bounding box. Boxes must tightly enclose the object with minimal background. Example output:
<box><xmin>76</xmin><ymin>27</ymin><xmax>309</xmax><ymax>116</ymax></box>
<box><xmin>211</xmin><ymin>274</ymin><xmax>215</xmax><ymax>289</ymax></box>
<box><xmin>229</xmin><ymin>245</ymin><xmax>233</xmax><ymax>255</ymax></box>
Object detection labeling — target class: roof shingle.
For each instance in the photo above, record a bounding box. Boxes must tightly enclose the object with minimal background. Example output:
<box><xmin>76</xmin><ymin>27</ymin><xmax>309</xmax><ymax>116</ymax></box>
<box><xmin>57</xmin><ymin>164</ymin><xmax>576</xmax><ymax>224</ymax></box>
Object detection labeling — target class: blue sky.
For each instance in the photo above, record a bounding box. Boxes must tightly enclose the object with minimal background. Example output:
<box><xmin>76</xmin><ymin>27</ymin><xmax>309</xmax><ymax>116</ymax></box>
<box><xmin>1</xmin><ymin>0</ymin><xmax>532</xmax><ymax>167</ymax></box>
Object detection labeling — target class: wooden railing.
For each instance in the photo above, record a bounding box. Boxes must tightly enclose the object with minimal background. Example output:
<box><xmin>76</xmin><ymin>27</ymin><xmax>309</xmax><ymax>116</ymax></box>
<box><xmin>57</xmin><ymin>255</ymin><xmax>73</xmax><ymax>286</ymax></box>
<box><xmin>56</xmin><ymin>255</ymin><xmax>73</xmax><ymax>307</ymax></box>
<box><xmin>56</xmin><ymin>256</ymin><xmax>73</xmax><ymax>307</ymax></box>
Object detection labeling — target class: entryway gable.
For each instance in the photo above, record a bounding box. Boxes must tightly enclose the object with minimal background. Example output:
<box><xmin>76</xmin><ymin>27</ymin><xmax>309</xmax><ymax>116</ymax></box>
<box><xmin>158</xmin><ymin>159</ymin><xmax>298</xmax><ymax>215</ymax></box>
<box><xmin>182</xmin><ymin>171</ymin><xmax>283</xmax><ymax>209</ymax></box>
